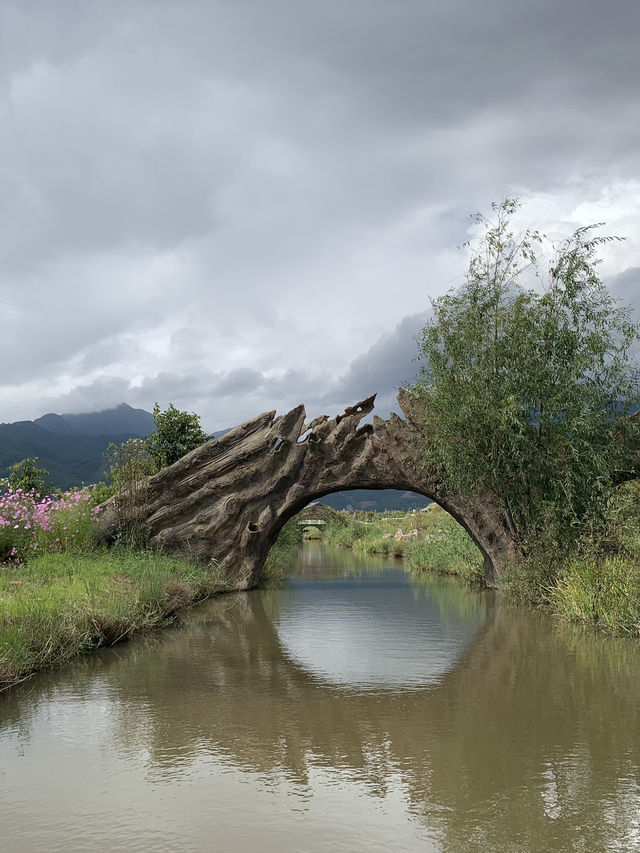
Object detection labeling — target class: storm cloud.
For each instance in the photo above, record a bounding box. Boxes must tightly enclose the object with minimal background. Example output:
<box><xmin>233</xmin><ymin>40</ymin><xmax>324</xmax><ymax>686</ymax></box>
<box><xmin>1</xmin><ymin>0</ymin><xmax>639</xmax><ymax>431</ymax></box>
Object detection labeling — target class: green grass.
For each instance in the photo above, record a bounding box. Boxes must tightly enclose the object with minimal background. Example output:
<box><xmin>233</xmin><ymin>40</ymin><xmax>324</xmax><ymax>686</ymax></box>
<box><xmin>404</xmin><ymin>531</ymin><xmax>484</xmax><ymax>583</ymax></box>
<box><xmin>322</xmin><ymin>505</ymin><xmax>484</xmax><ymax>580</ymax></box>
<box><xmin>498</xmin><ymin>480</ymin><xmax>640</xmax><ymax>637</ymax></box>
<box><xmin>549</xmin><ymin>556</ymin><xmax>640</xmax><ymax>637</ymax></box>
<box><xmin>0</xmin><ymin>547</ymin><xmax>229</xmax><ymax>691</ymax></box>
<box><xmin>261</xmin><ymin>519</ymin><xmax>303</xmax><ymax>585</ymax></box>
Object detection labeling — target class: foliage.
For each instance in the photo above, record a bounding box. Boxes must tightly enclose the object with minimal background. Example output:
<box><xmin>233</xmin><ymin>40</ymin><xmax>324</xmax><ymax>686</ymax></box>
<box><xmin>89</xmin><ymin>480</ymin><xmax>116</xmax><ymax>507</ymax></box>
<box><xmin>105</xmin><ymin>438</ymin><xmax>156</xmax><ymax>491</ymax></box>
<box><xmin>600</xmin><ymin>478</ymin><xmax>640</xmax><ymax>555</ymax></box>
<box><xmin>104</xmin><ymin>439</ymin><xmax>157</xmax><ymax>543</ymax></box>
<box><xmin>146</xmin><ymin>403</ymin><xmax>209</xmax><ymax>468</ymax></box>
<box><xmin>548</xmin><ymin>556</ymin><xmax>640</xmax><ymax>637</ymax></box>
<box><xmin>262</xmin><ymin>519</ymin><xmax>302</xmax><ymax>585</ymax></box>
<box><xmin>7</xmin><ymin>457</ymin><xmax>49</xmax><ymax>495</ymax></box>
<box><xmin>409</xmin><ymin>199</ymin><xmax>640</xmax><ymax>553</ymax></box>
<box><xmin>499</xmin><ymin>478</ymin><xmax>640</xmax><ymax>634</ymax></box>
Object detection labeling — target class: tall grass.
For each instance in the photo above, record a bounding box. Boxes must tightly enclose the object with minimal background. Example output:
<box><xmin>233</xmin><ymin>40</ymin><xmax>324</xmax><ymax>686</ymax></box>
<box><xmin>549</xmin><ymin>557</ymin><xmax>640</xmax><ymax>637</ymax></box>
<box><xmin>404</xmin><ymin>530</ymin><xmax>483</xmax><ymax>583</ymax></box>
<box><xmin>500</xmin><ymin>480</ymin><xmax>640</xmax><ymax>637</ymax></box>
<box><xmin>0</xmin><ymin>547</ymin><xmax>229</xmax><ymax>691</ymax></box>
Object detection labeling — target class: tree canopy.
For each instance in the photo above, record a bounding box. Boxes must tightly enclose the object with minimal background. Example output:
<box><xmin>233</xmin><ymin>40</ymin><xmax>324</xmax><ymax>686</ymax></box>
<box><xmin>146</xmin><ymin>403</ymin><xmax>210</xmax><ymax>468</ymax></box>
<box><xmin>408</xmin><ymin>199</ymin><xmax>640</xmax><ymax>552</ymax></box>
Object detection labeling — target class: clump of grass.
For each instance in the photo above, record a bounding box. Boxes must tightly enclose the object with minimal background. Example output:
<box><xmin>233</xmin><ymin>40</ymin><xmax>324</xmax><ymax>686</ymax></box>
<box><xmin>549</xmin><ymin>557</ymin><xmax>640</xmax><ymax>637</ymax></box>
<box><xmin>0</xmin><ymin>547</ymin><xmax>229</xmax><ymax>691</ymax></box>
<box><xmin>498</xmin><ymin>480</ymin><xmax>640</xmax><ymax>636</ymax></box>
<box><xmin>404</xmin><ymin>529</ymin><xmax>483</xmax><ymax>583</ymax></box>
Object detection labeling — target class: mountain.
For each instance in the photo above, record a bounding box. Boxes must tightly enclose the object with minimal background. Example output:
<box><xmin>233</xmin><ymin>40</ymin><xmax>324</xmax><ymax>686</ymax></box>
<box><xmin>319</xmin><ymin>489</ymin><xmax>431</xmax><ymax>512</ymax></box>
<box><xmin>33</xmin><ymin>403</ymin><xmax>155</xmax><ymax>437</ymax></box>
<box><xmin>0</xmin><ymin>404</ymin><xmax>156</xmax><ymax>490</ymax></box>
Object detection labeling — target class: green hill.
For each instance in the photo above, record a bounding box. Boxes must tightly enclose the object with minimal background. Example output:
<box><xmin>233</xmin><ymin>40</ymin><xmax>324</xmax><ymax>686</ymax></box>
<box><xmin>0</xmin><ymin>404</ymin><xmax>155</xmax><ymax>491</ymax></box>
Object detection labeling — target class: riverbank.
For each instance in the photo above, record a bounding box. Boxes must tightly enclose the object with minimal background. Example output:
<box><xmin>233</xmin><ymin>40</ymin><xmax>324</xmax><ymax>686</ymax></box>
<box><xmin>321</xmin><ymin>504</ymin><xmax>484</xmax><ymax>584</ymax></box>
<box><xmin>319</xmin><ymin>498</ymin><xmax>640</xmax><ymax>638</ymax></box>
<box><xmin>0</xmin><ymin>481</ymin><xmax>235</xmax><ymax>691</ymax></box>
<box><xmin>0</xmin><ymin>547</ymin><xmax>230</xmax><ymax>692</ymax></box>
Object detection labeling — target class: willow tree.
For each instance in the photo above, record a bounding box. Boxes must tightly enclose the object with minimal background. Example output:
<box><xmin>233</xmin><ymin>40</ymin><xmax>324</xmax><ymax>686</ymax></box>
<box><xmin>409</xmin><ymin>199</ymin><xmax>640</xmax><ymax>553</ymax></box>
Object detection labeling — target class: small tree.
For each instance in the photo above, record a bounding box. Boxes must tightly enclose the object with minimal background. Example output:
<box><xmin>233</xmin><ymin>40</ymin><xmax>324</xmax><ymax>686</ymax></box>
<box><xmin>105</xmin><ymin>439</ymin><xmax>156</xmax><ymax>492</ymax></box>
<box><xmin>104</xmin><ymin>438</ymin><xmax>157</xmax><ymax>544</ymax></box>
<box><xmin>146</xmin><ymin>403</ymin><xmax>209</xmax><ymax>468</ymax></box>
<box><xmin>409</xmin><ymin>199</ymin><xmax>640</xmax><ymax>553</ymax></box>
<box><xmin>7</xmin><ymin>457</ymin><xmax>50</xmax><ymax>495</ymax></box>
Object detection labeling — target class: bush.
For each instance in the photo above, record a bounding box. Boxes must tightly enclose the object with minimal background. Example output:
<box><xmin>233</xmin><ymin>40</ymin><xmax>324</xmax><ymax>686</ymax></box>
<box><xmin>7</xmin><ymin>458</ymin><xmax>49</xmax><ymax>495</ymax></box>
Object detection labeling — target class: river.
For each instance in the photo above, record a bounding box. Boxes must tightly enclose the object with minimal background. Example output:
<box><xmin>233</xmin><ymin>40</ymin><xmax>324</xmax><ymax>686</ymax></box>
<box><xmin>2</xmin><ymin>544</ymin><xmax>640</xmax><ymax>851</ymax></box>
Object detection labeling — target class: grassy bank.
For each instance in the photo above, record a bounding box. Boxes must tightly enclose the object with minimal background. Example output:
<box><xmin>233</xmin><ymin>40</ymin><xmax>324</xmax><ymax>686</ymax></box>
<box><xmin>318</xmin><ymin>491</ymin><xmax>640</xmax><ymax>638</ymax></box>
<box><xmin>0</xmin><ymin>547</ymin><xmax>229</xmax><ymax>691</ymax></box>
<box><xmin>0</xmin><ymin>482</ymin><xmax>232</xmax><ymax>691</ymax></box>
<box><xmin>500</xmin><ymin>481</ymin><xmax>640</xmax><ymax>637</ymax></box>
<box><xmin>322</xmin><ymin>505</ymin><xmax>484</xmax><ymax>582</ymax></box>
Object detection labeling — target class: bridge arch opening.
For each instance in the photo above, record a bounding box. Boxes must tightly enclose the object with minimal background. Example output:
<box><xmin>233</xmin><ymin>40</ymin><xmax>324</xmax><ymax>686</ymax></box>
<box><xmin>260</xmin><ymin>485</ymin><xmax>489</xmax><ymax>589</ymax></box>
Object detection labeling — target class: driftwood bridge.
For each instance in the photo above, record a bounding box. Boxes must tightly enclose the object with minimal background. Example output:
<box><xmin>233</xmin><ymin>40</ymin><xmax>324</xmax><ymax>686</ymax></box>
<box><xmin>102</xmin><ymin>391</ymin><xmax>518</xmax><ymax>587</ymax></box>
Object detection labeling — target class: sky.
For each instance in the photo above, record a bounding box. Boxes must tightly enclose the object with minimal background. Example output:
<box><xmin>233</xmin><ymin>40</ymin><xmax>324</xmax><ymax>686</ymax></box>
<box><xmin>1</xmin><ymin>0</ymin><xmax>639</xmax><ymax>432</ymax></box>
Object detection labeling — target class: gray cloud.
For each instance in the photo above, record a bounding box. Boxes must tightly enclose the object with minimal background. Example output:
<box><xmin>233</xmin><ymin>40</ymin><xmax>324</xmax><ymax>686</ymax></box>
<box><xmin>1</xmin><ymin>0</ymin><xmax>639</xmax><ymax>426</ymax></box>
<box><xmin>609</xmin><ymin>267</ymin><xmax>640</xmax><ymax>309</ymax></box>
<box><xmin>317</xmin><ymin>312</ymin><xmax>428</xmax><ymax>415</ymax></box>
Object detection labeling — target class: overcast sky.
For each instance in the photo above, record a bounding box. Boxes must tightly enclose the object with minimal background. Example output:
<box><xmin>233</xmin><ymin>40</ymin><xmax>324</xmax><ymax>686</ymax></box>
<box><xmin>1</xmin><ymin>0</ymin><xmax>639</xmax><ymax>431</ymax></box>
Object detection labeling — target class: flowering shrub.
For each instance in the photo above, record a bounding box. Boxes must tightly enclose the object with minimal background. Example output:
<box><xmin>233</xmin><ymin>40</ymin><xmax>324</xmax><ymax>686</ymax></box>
<box><xmin>0</xmin><ymin>480</ymin><xmax>102</xmax><ymax>564</ymax></box>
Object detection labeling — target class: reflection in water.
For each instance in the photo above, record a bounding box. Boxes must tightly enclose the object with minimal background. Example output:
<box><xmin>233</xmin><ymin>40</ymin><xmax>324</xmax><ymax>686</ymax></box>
<box><xmin>276</xmin><ymin>546</ymin><xmax>483</xmax><ymax>689</ymax></box>
<box><xmin>1</xmin><ymin>546</ymin><xmax>640</xmax><ymax>851</ymax></box>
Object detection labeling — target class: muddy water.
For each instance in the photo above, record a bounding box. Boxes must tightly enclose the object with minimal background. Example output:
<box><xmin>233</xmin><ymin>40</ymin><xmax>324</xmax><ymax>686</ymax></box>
<box><xmin>2</xmin><ymin>544</ymin><xmax>640</xmax><ymax>851</ymax></box>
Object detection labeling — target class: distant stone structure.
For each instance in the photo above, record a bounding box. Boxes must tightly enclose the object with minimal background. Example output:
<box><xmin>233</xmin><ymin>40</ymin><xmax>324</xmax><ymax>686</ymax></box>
<box><xmin>295</xmin><ymin>502</ymin><xmax>338</xmax><ymax>528</ymax></box>
<box><xmin>99</xmin><ymin>391</ymin><xmax>518</xmax><ymax>587</ymax></box>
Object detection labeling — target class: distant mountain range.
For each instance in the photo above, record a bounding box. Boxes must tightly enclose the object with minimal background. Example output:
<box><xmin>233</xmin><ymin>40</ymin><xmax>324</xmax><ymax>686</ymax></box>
<box><xmin>33</xmin><ymin>404</ymin><xmax>155</xmax><ymax>437</ymax></box>
<box><xmin>319</xmin><ymin>489</ymin><xmax>430</xmax><ymax>512</ymax></box>
<box><xmin>0</xmin><ymin>403</ymin><xmax>430</xmax><ymax>510</ymax></box>
<box><xmin>0</xmin><ymin>404</ymin><xmax>156</xmax><ymax>490</ymax></box>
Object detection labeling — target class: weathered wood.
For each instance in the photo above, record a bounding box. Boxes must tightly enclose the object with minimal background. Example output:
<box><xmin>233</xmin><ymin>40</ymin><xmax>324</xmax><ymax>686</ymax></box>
<box><xmin>99</xmin><ymin>391</ymin><xmax>518</xmax><ymax>588</ymax></box>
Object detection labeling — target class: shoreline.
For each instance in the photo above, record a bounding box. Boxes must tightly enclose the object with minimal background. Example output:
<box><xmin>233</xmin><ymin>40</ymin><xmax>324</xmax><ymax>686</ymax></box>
<box><xmin>0</xmin><ymin>547</ymin><xmax>233</xmax><ymax>694</ymax></box>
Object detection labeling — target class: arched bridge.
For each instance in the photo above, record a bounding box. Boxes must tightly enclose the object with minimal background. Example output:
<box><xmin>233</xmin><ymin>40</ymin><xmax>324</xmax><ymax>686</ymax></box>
<box><xmin>104</xmin><ymin>391</ymin><xmax>518</xmax><ymax>586</ymax></box>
